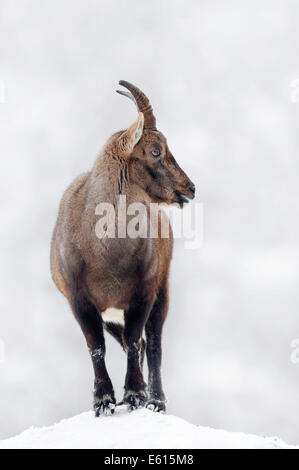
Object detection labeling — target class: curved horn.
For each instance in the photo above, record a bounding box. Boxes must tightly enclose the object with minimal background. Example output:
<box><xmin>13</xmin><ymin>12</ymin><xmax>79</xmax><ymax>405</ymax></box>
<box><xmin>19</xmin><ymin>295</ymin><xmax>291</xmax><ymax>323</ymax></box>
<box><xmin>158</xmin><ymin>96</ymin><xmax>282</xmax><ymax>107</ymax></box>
<box><xmin>116</xmin><ymin>80</ymin><xmax>157</xmax><ymax>130</ymax></box>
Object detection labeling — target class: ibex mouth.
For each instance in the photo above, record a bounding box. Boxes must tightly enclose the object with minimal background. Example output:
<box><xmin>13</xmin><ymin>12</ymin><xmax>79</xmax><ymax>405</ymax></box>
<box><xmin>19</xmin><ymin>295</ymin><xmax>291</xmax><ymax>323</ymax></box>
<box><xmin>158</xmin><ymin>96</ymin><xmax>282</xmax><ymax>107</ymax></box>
<box><xmin>174</xmin><ymin>190</ymin><xmax>194</xmax><ymax>208</ymax></box>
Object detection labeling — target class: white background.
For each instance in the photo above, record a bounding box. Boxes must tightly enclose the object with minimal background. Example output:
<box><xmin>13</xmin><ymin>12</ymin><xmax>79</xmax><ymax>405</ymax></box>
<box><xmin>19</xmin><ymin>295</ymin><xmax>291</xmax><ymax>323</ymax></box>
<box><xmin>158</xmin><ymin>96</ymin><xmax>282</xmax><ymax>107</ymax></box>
<box><xmin>0</xmin><ymin>0</ymin><xmax>298</xmax><ymax>444</ymax></box>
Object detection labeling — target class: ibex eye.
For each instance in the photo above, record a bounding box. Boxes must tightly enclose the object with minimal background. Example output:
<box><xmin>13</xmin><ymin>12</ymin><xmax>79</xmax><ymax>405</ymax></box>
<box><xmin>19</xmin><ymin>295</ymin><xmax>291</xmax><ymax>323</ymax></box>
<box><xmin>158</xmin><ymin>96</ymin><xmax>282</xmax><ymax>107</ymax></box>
<box><xmin>151</xmin><ymin>147</ymin><xmax>161</xmax><ymax>158</ymax></box>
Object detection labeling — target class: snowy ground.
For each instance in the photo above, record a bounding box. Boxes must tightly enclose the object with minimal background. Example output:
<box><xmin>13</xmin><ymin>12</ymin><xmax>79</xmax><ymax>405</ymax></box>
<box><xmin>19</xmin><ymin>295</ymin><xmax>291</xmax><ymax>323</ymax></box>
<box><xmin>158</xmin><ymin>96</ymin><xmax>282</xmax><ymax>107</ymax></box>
<box><xmin>0</xmin><ymin>407</ymin><xmax>297</xmax><ymax>449</ymax></box>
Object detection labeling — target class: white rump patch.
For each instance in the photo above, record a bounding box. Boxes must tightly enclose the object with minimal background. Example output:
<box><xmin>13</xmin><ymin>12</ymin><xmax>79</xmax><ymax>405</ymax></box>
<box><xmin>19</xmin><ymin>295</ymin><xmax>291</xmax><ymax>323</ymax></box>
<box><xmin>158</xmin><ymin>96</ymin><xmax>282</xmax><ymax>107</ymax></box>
<box><xmin>101</xmin><ymin>307</ymin><xmax>125</xmax><ymax>326</ymax></box>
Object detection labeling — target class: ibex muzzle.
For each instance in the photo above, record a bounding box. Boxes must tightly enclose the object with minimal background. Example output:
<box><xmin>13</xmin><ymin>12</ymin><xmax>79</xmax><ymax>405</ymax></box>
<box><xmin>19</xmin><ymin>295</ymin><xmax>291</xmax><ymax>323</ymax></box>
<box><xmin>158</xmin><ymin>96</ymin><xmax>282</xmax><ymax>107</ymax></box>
<box><xmin>50</xmin><ymin>81</ymin><xmax>195</xmax><ymax>415</ymax></box>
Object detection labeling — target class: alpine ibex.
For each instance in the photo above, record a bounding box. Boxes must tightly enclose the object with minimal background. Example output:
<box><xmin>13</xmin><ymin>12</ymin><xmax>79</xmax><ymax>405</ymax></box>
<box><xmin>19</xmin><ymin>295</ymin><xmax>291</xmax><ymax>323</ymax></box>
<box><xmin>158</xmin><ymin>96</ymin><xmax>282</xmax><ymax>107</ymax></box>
<box><xmin>51</xmin><ymin>81</ymin><xmax>195</xmax><ymax>415</ymax></box>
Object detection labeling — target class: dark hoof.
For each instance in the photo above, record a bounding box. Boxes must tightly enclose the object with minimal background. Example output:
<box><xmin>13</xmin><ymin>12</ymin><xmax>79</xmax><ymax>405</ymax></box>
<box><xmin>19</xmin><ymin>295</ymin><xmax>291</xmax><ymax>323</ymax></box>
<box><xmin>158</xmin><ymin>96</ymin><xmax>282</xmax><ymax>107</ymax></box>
<box><xmin>124</xmin><ymin>391</ymin><xmax>147</xmax><ymax>411</ymax></box>
<box><xmin>146</xmin><ymin>399</ymin><xmax>166</xmax><ymax>413</ymax></box>
<box><xmin>94</xmin><ymin>394</ymin><xmax>116</xmax><ymax>417</ymax></box>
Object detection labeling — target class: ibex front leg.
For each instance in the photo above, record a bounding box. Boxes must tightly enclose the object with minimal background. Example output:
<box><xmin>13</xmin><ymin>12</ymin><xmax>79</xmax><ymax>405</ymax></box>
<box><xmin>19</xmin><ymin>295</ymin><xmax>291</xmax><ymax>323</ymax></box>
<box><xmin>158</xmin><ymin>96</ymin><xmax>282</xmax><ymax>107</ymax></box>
<box><xmin>123</xmin><ymin>291</ymin><xmax>154</xmax><ymax>410</ymax></box>
<box><xmin>145</xmin><ymin>279</ymin><xmax>168</xmax><ymax>412</ymax></box>
<box><xmin>71</xmin><ymin>292</ymin><xmax>116</xmax><ymax>416</ymax></box>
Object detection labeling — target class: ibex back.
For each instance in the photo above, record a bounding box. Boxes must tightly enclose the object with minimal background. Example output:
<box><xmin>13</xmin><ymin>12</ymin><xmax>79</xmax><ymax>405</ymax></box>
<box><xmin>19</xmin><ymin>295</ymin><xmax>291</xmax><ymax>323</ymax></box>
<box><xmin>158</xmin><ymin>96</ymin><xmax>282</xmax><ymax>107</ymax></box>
<box><xmin>51</xmin><ymin>81</ymin><xmax>195</xmax><ymax>415</ymax></box>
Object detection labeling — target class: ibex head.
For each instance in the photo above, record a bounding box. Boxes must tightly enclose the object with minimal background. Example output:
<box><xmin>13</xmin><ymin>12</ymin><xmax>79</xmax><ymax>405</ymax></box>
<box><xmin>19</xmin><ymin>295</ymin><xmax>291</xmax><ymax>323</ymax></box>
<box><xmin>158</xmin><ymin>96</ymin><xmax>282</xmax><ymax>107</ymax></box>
<box><xmin>112</xmin><ymin>80</ymin><xmax>195</xmax><ymax>207</ymax></box>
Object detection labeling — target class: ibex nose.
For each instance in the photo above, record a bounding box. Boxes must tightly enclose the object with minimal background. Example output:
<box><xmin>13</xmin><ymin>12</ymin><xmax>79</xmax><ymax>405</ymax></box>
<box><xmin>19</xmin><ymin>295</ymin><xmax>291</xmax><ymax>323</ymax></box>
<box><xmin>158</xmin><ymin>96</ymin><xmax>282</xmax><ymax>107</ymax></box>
<box><xmin>187</xmin><ymin>184</ymin><xmax>196</xmax><ymax>198</ymax></box>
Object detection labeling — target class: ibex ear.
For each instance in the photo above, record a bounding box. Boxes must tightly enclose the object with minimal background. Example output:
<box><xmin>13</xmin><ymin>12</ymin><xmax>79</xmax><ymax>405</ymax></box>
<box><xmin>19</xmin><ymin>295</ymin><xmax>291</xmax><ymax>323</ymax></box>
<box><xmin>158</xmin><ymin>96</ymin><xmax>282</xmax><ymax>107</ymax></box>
<box><xmin>120</xmin><ymin>112</ymin><xmax>144</xmax><ymax>153</ymax></box>
<box><xmin>132</xmin><ymin>112</ymin><xmax>144</xmax><ymax>144</ymax></box>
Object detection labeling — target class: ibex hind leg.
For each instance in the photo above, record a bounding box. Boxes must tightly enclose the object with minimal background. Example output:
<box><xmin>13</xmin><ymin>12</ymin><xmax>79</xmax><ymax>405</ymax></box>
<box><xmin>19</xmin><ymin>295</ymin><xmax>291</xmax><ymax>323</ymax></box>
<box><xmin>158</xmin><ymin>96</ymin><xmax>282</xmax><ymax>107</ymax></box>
<box><xmin>104</xmin><ymin>321</ymin><xmax>146</xmax><ymax>371</ymax></box>
<box><xmin>103</xmin><ymin>322</ymin><xmax>125</xmax><ymax>350</ymax></box>
<box><xmin>145</xmin><ymin>278</ymin><xmax>168</xmax><ymax>413</ymax></box>
<box><xmin>123</xmin><ymin>291</ymin><xmax>154</xmax><ymax>411</ymax></box>
<box><xmin>103</xmin><ymin>321</ymin><xmax>147</xmax><ymax>408</ymax></box>
<box><xmin>70</xmin><ymin>292</ymin><xmax>116</xmax><ymax>416</ymax></box>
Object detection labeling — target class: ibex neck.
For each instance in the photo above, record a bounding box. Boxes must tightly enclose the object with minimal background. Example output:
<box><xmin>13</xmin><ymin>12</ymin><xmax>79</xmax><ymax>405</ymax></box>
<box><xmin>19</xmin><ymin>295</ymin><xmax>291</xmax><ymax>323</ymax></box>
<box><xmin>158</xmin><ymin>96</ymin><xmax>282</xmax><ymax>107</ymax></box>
<box><xmin>91</xmin><ymin>151</ymin><xmax>131</xmax><ymax>203</ymax></box>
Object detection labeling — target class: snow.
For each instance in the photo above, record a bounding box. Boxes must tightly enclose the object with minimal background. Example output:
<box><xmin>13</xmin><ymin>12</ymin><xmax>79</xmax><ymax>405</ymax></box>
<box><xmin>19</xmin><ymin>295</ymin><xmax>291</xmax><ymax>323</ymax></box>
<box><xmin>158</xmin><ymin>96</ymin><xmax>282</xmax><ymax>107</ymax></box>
<box><xmin>0</xmin><ymin>407</ymin><xmax>296</xmax><ymax>450</ymax></box>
